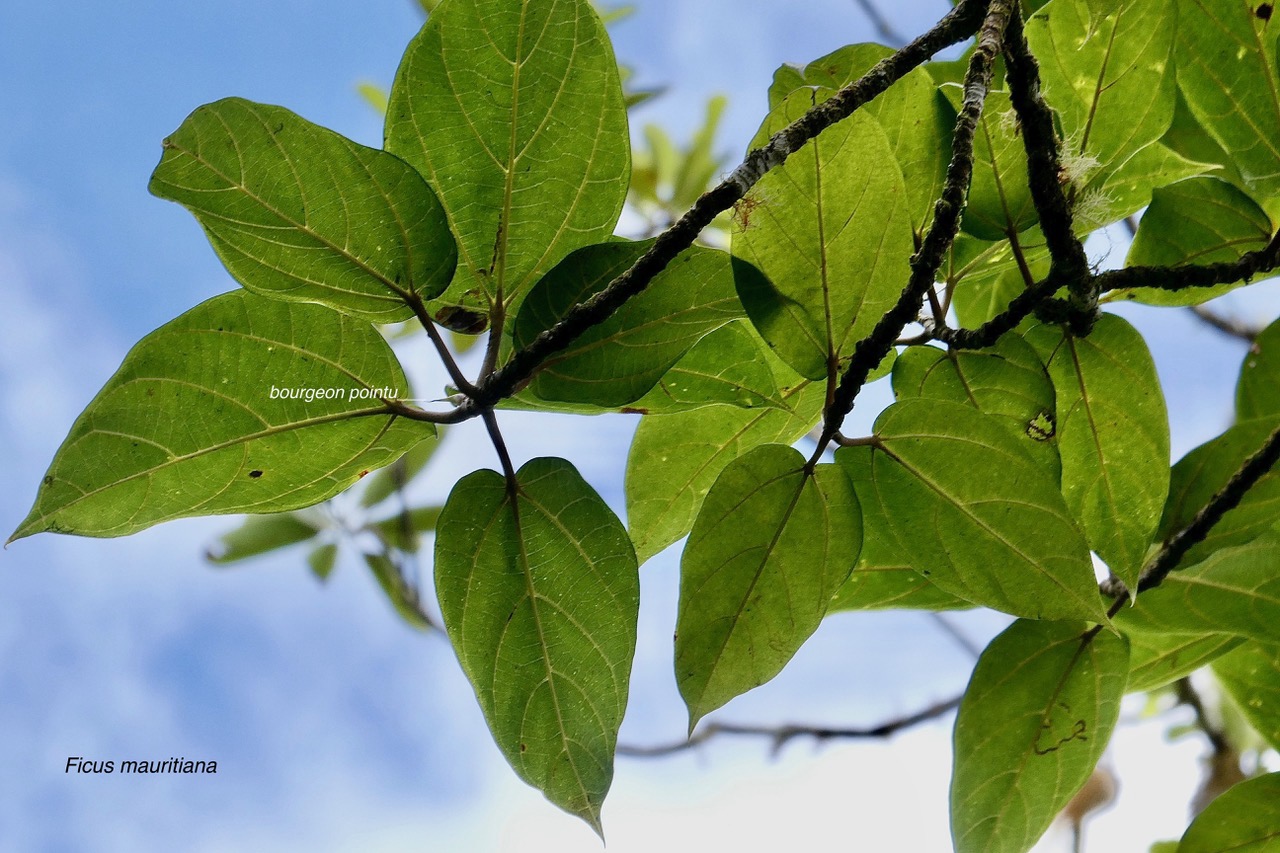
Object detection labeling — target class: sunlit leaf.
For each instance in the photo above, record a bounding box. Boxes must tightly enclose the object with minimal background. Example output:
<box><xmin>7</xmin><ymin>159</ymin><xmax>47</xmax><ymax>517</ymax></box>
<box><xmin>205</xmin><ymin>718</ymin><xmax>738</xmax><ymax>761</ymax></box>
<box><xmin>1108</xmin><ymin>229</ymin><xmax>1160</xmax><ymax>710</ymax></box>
<box><xmin>1116</xmin><ymin>536</ymin><xmax>1280</xmax><ymax>643</ymax></box>
<box><xmin>951</xmin><ymin>619</ymin><xmax>1128</xmax><ymax>853</ymax></box>
<box><xmin>435</xmin><ymin>458</ymin><xmax>638</xmax><ymax>832</ymax></box>
<box><xmin>631</xmin><ymin>321</ymin><xmax>788</xmax><ymax>414</ymax></box>
<box><xmin>676</xmin><ymin>444</ymin><xmax>860</xmax><ymax>728</ymax></box>
<box><xmin>768</xmin><ymin>43</ymin><xmax>953</xmax><ymax>234</ymax></box>
<box><xmin>625</xmin><ymin>369</ymin><xmax>824</xmax><ymax>564</ymax></box>
<box><xmin>948</xmin><ymin>87</ymin><xmax>1037</xmax><ymax>241</ymax></box>
<box><xmin>870</xmin><ymin>399</ymin><xmax>1105</xmax><ymax>621</ymax></box>
<box><xmin>1028</xmin><ymin>0</ymin><xmax>1177</xmax><ymax>174</ymax></box>
<box><xmin>1177</xmin><ymin>772</ymin><xmax>1280</xmax><ymax>852</ymax></box>
<box><xmin>892</xmin><ymin>334</ymin><xmax>1060</xmax><ymax>476</ymax></box>
<box><xmin>832</xmin><ymin>445</ymin><xmax>974</xmax><ymax>612</ymax></box>
<box><xmin>1213</xmin><ymin>641</ymin><xmax>1280</xmax><ymax>750</ymax></box>
<box><xmin>1177</xmin><ymin>0</ymin><xmax>1280</xmax><ymax>216</ymax></box>
<box><xmin>1109</xmin><ymin>178</ymin><xmax>1273</xmax><ymax>306</ymax></box>
<box><xmin>1027</xmin><ymin>314</ymin><xmax>1170</xmax><ymax>589</ymax></box>
<box><xmin>733</xmin><ymin>88</ymin><xmax>913</xmax><ymax>380</ymax></box>
<box><xmin>150</xmin><ymin>98</ymin><xmax>456</xmax><ymax>322</ymax></box>
<box><xmin>512</xmin><ymin>240</ymin><xmax>745</xmax><ymax>406</ymax></box>
<box><xmin>385</xmin><ymin>0</ymin><xmax>630</xmax><ymax>313</ymax></box>
<box><xmin>12</xmin><ymin>291</ymin><xmax>430</xmax><ymax>541</ymax></box>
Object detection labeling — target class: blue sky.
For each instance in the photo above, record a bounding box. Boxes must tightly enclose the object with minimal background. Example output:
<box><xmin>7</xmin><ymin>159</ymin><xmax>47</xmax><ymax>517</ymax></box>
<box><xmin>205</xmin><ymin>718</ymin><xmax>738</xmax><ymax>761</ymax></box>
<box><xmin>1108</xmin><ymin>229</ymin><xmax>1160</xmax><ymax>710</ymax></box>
<box><xmin>0</xmin><ymin>1</ymin><xmax>1271</xmax><ymax>850</ymax></box>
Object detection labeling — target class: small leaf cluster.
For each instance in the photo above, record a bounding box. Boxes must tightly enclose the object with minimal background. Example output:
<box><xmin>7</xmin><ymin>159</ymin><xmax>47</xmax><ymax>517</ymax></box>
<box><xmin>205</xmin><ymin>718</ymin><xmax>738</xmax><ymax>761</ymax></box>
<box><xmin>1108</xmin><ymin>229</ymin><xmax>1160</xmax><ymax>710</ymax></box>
<box><xmin>12</xmin><ymin>0</ymin><xmax>1280</xmax><ymax>848</ymax></box>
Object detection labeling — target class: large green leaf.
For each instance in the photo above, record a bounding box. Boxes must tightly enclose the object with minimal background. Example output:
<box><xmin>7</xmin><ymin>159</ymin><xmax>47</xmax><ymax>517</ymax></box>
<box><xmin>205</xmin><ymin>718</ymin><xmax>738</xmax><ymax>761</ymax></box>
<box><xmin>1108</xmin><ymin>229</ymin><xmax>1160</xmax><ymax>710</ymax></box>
<box><xmin>1157</xmin><ymin>417</ymin><xmax>1280</xmax><ymax>567</ymax></box>
<box><xmin>869</xmin><ymin>399</ymin><xmax>1105</xmax><ymax>621</ymax></box>
<box><xmin>434</xmin><ymin>457</ymin><xmax>639</xmax><ymax>832</ymax></box>
<box><xmin>948</xmin><ymin>229</ymin><xmax>1051</xmax><ymax>327</ymax></box>
<box><xmin>385</xmin><ymin>0</ymin><xmax>629</xmax><ymax>313</ymax></box>
<box><xmin>1177</xmin><ymin>0</ymin><xmax>1280</xmax><ymax>215</ymax></box>
<box><xmin>625</xmin><ymin>371</ymin><xmax>824</xmax><ymax>564</ymax></box>
<box><xmin>767</xmin><ymin>43</ymin><xmax>954</xmax><ymax>235</ymax></box>
<box><xmin>951</xmin><ymin>619</ymin><xmax>1129</xmax><ymax>853</ymax></box>
<box><xmin>732</xmin><ymin>88</ymin><xmax>913</xmax><ymax>381</ymax></box>
<box><xmin>1161</xmin><ymin>88</ymin><xmax>1245</xmax><ymax>191</ymax></box>
<box><xmin>512</xmin><ymin>240</ymin><xmax>744</xmax><ymax>407</ymax></box>
<box><xmin>1126</xmin><ymin>632</ymin><xmax>1244</xmax><ymax>693</ymax></box>
<box><xmin>1213</xmin><ymin>641</ymin><xmax>1280</xmax><ymax>750</ymax></box>
<box><xmin>1177</xmin><ymin>772</ymin><xmax>1280</xmax><ymax>852</ymax></box>
<box><xmin>1027</xmin><ymin>314</ymin><xmax>1170</xmax><ymax>589</ymax></box>
<box><xmin>892</xmin><ymin>335</ymin><xmax>1061</xmax><ymax>476</ymax></box>
<box><xmin>150</xmin><ymin>98</ymin><xmax>456</xmax><ymax>323</ymax></box>
<box><xmin>676</xmin><ymin>444</ymin><xmax>860</xmax><ymax>728</ymax></box>
<box><xmin>1109</xmin><ymin>177</ymin><xmax>1273</xmax><ymax>306</ymax></box>
<box><xmin>1075</xmin><ymin>141</ymin><xmax>1213</xmax><ymax>234</ymax></box>
<box><xmin>1116</xmin><ymin>536</ymin><xmax>1280</xmax><ymax>644</ymax></box>
<box><xmin>832</xmin><ymin>446</ymin><xmax>974</xmax><ymax>612</ymax></box>
<box><xmin>12</xmin><ymin>291</ymin><xmax>429</xmax><ymax>541</ymax></box>
<box><xmin>1238</xmin><ymin>318</ymin><xmax>1280</xmax><ymax>421</ymax></box>
<box><xmin>1028</xmin><ymin>0</ymin><xmax>1177</xmax><ymax>173</ymax></box>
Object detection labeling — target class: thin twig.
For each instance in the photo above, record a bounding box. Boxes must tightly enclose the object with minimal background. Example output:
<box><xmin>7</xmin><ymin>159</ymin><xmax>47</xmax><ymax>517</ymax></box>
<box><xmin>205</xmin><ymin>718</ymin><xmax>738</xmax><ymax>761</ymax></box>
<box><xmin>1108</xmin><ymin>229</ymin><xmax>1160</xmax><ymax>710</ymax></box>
<box><xmin>818</xmin><ymin>0</ymin><xmax>1010</xmax><ymax>452</ymax></box>
<box><xmin>407</xmin><ymin>295</ymin><xmax>479</xmax><ymax>398</ymax></box>
<box><xmin>1174</xmin><ymin>677</ymin><xmax>1231</xmax><ymax>755</ymax></box>
<box><xmin>1188</xmin><ymin>304</ymin><xmax>1261</xmax><ymax>343</ymax></box>
<box><xmin>618</xmin><ymin>694</ymin><xmax>962</xmax><ymax>758</ymax></box>
<box><xmin>853</xmin><ymin>0</ymin><xmax>906</xmax><ymax>47</ymax></box>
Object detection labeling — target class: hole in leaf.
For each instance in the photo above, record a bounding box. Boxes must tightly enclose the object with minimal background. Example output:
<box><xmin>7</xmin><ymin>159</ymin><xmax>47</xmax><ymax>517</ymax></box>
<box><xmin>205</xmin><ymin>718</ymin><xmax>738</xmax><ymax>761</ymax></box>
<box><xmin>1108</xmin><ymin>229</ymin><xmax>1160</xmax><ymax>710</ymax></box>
<box><xmin>248</xmin><ymin>470</ymin><xmax>263</xmax><ymax>479</ymax></box>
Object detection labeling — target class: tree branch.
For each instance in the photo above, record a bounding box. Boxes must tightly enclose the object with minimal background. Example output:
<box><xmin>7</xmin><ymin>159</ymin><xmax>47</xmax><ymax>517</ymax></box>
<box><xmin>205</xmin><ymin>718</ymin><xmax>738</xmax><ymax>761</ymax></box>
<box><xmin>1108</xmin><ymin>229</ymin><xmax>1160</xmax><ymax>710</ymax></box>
<box><xmin>818</xmin><ymin>0</ymin><xmax>1011</xmax><ymax>451</ymax></box>
<box><xmin>1188</xmin><ymin>305</ymin><xmax>1262</xmax><ymax>343</ymax></box>
<box><xmin>1096</xmin><ymin>230</ymin><xmax>1280</xmax><ymax>294</ymax></box>
<box><xmin>618</xmin><ymin>694</ymin><xmax>962</xmax><ymax>758</ymax></box>
<box><xmin>462</xmin><ymin>0</ymin><xmax>994</xmax><ymax>412</ymax></box>
<box><xmin>853</xmin><ymin>0</ymin><xmax>906</xmax><ymax>47</ymax></box>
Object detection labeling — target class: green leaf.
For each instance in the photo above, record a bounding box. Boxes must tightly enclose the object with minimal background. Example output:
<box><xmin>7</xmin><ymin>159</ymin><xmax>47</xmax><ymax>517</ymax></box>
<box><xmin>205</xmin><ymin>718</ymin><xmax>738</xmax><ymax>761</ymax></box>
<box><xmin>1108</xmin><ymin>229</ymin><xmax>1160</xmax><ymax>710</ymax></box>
<box><xmin>949</xmin><ymin>87</ymin><xmax>1038</xmax><ymax>241</ymax></box>
<box><xmin>1161</xmin><ymin>88</ymin><xmax>1245</xmax><ymax>190</ymax></box>
<box><xmin>951</xmin><ymin>619</ymin><xmax>1129</xmax><ymax>853</ymax></box>
<box><xmin>307</xmin><ymin>542</ymin><xmax>339</xmax><ymax>581</ymax></box>
<box><xmin>385</xmin><ymin>0</ymin><xmax>630</xmax><ymax>313</ymax></box>
<box><xmin>1108</xmin><ymin>178</ymin><xmax>1273</xmax><ymax>306</ymax></box>
<box><xmin>1177</xmin><ymin>772</ymin><xmax>1280</xmax><ymax>852</ymax></box>
<box><xmin>733</xmin><ymin>88</ymin><xmax>914</xmax><ymax>380</ymax></box>
<box><xmin>1076</xmin><ymin>142</ymin><xmax>1213</xmax><ymax>233</ymax></box>
<box><xmin>870</xmin><ymin>399</ymin><xmax>1106</xmax><ymax>621</ymax></box>
<box><xmin>434</xmin><ymin>458</ymin><xmax>639</xmax><ymax>832</ymax></box>
<box><xmin>631</xmin><ymin>321</ymin><xmax>788</xmax><ymax>414</ymax></box>
<box><xmin>1238</xmin><ymin>318</ymin><xmax>1280</xmax><ymax>421</ymax></box>
<box><xmin>1213</xmin><ymin>641</ymin><xmax>1280</xmax><ymax>750</ymax></box>
<box><xmin>625</xmin><ymin>372</ymin><xmax>824</xmax><ymax>564</ymax></box>
<box><xmin>832</xmin><ymin>446</ymin><xmax>974</xmax><ymax>612</ymax></box>
<box><xmin>205</xmin><ymin>513</ymin><xmax>321</xmax><ymax>564</ymax></box>
<box><xmin>1157</xmin><ymin>417</ymin><xmax>1280</xmax><ymax>567</ymax></box>
<box><xmin>149</xmin><ymin>98</ymin><xmax>456</xmax><ymax>323</ymax></box>
<box><xmin>1027</xmin><ymin>314</ymin><xmax>1170</xmax><ymax>589</ymax></box>
<box><xmin>1177</xmin><ymin>0</ymin><xmax>1280</xmax><ymax>215</ymax></box>
<box><xmin>370</xmin><ymin>505</ymin><xmax>443</xmax><ymax>553</ymax></box>
<box><xmin>675</xmin><ymin>444</ymin><xmax>860</xmax><ymax>728</ymax></box>
<box><xmin>364</xmin><ymin>552</ymin><xmax>433</xmax><ymax>632</ymax></box>
<box><xmin>12</xmin><ymin>291</ymin><xmax>430</xmax><ymax>542</ymax></box>
<box><xmin>359</xmin><ymin>433</ymin><xmax>440</xmax><ymax>508</ymax></box>
<box><xmin>948</xmin><ymin>230</ymin><xmax>1051</xmax><ymax>327</ymax></box>
<box><xmin>512</xmin><ymin>240</ymin><xmax>744</xmax><ymax>407</ymax></box>
<box><xmin>891</xmin><ymin>334</ymin><xmax>1061</xmax><ymax>477</ymax></box>
<box><xmin>1028</xmin><ymin>0</ymin><xmax>1177</xmax><ymax>174</ymax></box>
<box><xmin>1126</xmin><ymin>632</ymin><xmax>1243</xmax><ymax>693</ymax></box>
<box><xmin>1116</xmin><ymin>536</ymin><xmax>1280</xmax><ymax>644</ymax></box>
<box><xmin>767</xmin><ymin>44</ymin><xmax>954</xmax><ymax>235</ymax></box>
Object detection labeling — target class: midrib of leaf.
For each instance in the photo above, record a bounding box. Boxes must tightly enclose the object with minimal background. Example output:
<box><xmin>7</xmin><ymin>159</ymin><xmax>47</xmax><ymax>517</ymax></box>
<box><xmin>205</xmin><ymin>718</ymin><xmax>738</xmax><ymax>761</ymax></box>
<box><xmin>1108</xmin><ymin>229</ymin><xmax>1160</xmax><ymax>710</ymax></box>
<box><xmin>163</xmin><ymin>117</ymin><xmax>416</xmax><ymax>306</ymax></box>
<box><xmin>944</xmin><ymin>351</ymin><xmax>982</xmax><ymax>407</ymax></box>
<box><xmin>506</xmin><ymin>482</ymin><xmax>600</xmax><ymax>829</ymax></box>
<box><xmin>32</xmin><ymin>406</ymin><xmax>400</xmax><ymax>528</ymax></box>
<box><xmin>1190</xmin><ymin>0</ymin><xmax>1280</xmax><ymax>166</ymax></box>
<box><xmin>980</xmin><ymin>116</ymin><xmax>1020</xmax><ymax>234</ymax></box>
<box><xmin>691</xmin><ymin>467</ymin><xmax>810</xmax><ymax>720</ymax></box>
<box><xmin>877</xmin><ymin>439</ymin><xmax>1091</xmax><ymax>610</ymax></box>
<box><xmin>1064</xmin><ymin>335</ymin><xmax>1121</xmax><ymax>527</ymax></box>
<box><xmin>813</xmin><ymin>131</ymin><xmax>837</xmax><ymax>377</ymax></box>
<box><xmin>1079</xmin><ymin>12</ymin><xmax>1121</xmax><ymax>155</ymax></box>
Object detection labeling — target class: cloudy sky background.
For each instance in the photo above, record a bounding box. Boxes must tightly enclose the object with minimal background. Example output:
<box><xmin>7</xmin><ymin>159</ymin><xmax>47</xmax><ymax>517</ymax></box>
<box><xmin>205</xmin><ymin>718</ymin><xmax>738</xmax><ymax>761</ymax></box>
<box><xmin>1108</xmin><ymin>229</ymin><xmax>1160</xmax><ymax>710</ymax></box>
<box><xmin>1</xmin><ymin>1</ymin><xmax>1273</xmax><ymax>850</ymax></box>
